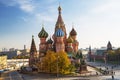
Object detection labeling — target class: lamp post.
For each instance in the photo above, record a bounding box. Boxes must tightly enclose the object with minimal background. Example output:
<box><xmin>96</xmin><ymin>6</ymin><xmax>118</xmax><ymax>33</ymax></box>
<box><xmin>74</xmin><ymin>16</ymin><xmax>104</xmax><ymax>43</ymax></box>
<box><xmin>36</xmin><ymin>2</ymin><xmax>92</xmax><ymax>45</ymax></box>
<box><xmin>57</xmin><ymin>56</ymin><xmax>59</xmax><ymax>78</ymax></box>
<box><xmin>111</xmin><ymin>67</ymin><xmax>115</xmax><ymax>80</ymax></box>
<box><xmin>22</xmin><ymin>55</ymin><xmax>25</xmax><ymax>66</ymax></box>
<box><xmin>111</xmin><ymin>71</ymin><xmax>114</xmax><ymax>80</ymax></box>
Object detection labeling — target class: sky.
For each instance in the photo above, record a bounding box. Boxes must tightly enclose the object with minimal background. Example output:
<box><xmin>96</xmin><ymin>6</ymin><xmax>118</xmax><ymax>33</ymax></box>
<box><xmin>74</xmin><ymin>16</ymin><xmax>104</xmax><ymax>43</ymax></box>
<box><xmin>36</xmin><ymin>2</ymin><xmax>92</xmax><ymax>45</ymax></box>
<box><xmin>1</xmin><ymin>0</ymin><xmax>120</xmax><ymax>50</ymax></box>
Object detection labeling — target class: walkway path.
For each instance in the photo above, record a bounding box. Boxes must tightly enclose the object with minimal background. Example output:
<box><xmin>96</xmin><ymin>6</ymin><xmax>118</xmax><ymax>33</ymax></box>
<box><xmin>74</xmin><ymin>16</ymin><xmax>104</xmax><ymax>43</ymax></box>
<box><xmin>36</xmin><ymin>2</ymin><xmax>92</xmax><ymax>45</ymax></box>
<box><xmin>87</xmin><ymin>61</ymin><xmax>120</xmax><ymax>80</ymax></box>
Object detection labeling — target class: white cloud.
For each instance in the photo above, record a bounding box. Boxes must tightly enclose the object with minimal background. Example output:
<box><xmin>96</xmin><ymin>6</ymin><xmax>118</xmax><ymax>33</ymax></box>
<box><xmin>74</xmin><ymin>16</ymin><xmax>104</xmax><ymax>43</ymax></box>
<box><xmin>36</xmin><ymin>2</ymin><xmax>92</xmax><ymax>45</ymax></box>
<box><xmin>91</xmin><ymin>0</ymin><xmax>120</xmax><ymax>14</ymax></box>
<box><xmin>17</xmin><ymin>0</ymin><xmax>35</xmax><ymax>13</ymax></box>
<box><xmin>35</xmin><ymin>13</ymin><xmax>55</xmax><ymax>23</ymax></box>
<box><xmin>0</xmin><ymin>0</ymin><xmax>58</xmax><ymax>24</ymax></box>
<box><xmin>0</xmin><ymin>0</ymin><xmax>35</xmax><ymax>13</ymax></box>
<box><xmin>14</xmin><ymin>0</ymin><xmax>35</xmax><ymax>13</ymax></box>
<box><xmin>70</xmin><ymin>0</ymin><xmax>120</xmax><ymax>48</ymax></box>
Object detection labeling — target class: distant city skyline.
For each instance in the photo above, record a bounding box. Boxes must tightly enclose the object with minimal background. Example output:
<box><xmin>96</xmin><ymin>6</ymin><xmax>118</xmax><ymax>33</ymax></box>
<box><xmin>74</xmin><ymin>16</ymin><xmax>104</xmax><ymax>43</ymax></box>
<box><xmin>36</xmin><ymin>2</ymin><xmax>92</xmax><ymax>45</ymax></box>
<box><xmin>1</xmin><ymin>0</ymin><xmax>120</xmax><ymax>50</ymax></box>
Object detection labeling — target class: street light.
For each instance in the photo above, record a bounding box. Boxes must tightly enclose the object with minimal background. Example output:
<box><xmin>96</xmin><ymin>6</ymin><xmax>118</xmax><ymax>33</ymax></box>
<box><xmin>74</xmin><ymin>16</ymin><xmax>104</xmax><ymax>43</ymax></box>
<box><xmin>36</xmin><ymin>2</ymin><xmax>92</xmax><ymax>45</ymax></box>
<box><xmin>57</xmin><ymin>55</ymin><xmax>59</xmax><ymax>78</ymax></box>
<box><xmin>111</xmin><ymin>66</ymin><xmax>115</xmax><ymax>80</ymax></box>
<box><xmin>111</xmin><ymin>71</ymin><xmax>114</xmax><ymax>80</ymax></box>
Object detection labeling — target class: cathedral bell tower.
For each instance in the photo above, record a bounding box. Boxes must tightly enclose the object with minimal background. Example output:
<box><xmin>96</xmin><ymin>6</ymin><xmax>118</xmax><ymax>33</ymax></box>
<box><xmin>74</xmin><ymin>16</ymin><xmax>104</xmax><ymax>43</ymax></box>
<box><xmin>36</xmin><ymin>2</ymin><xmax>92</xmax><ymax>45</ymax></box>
<box><xmin>53</xmin><ymin>6</ymin><xmax>67</xmax><ymax>51</ymax></box>
<box><xmin>38</xmin><ymin>26</ymin><xmax>48</xmax><ymax>58</ymax></box>
<box><xmin>55</xmin><ymin>24</ymin><xmax>65</xmax><ymax>52</ymax></box>
<box><xmin>29</xmin><ymin>35</ymin><xmax>37</xmax><ymax>66</ymax></box>
<box><xmin>70</xmin><ymin>27</ymin><xmax>79</xmax><ymax>53</ymax></box>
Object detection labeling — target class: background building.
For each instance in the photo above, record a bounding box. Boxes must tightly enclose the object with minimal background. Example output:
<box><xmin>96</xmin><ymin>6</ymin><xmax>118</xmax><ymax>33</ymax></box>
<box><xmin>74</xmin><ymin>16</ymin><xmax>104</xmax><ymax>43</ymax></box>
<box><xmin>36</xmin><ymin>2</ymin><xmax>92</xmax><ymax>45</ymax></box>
<box><xmin>0</xmin><ymin>54</ymin><xmax>7</xmax><ymax>69</ymax></box>
<box><xmin>88</xmin><ymin>41</ymin><xmax>117</xmax><ymax>63</ymax></box>
<box><xmin>0</xmin><ymin>46</ymin><xmax>30</xmax><ymax>59</ymax></box>
<box><xmin>0</xmin><ymin>50</ymin><xmax>21</xmax><ymax>59</ymax></box>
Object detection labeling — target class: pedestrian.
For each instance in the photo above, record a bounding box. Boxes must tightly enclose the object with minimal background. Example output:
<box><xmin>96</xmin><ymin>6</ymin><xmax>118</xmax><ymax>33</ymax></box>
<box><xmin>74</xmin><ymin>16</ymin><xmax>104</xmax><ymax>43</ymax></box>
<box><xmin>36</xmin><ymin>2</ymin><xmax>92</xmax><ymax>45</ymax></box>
<box><xmin>96</xmin><ymin>72</ymin><xmax>98</xmax><ymax>75</ymax></box>
<box><xmin>0</xmin><ymin>72</ymin><xmax>1</xmax><ymax>77</ymax></box>
<box><xmin>112</xmin><ymin>75</ymin><xmax>114</xmax><ymax>80</ymax></box>
<box><xmin>107</xmin><ymin>67</ymin><xmax>108</xmax><ymax>70</ymax></box>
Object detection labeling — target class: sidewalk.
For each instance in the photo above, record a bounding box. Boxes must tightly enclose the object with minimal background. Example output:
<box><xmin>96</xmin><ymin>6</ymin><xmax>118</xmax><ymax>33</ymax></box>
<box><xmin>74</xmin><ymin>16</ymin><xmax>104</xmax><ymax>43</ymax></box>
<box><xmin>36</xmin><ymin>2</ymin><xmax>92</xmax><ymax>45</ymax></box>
<box><xmin>1</xmin><ymin>71</ymin><xmax>11</xmax><ymax>80</ymax></box>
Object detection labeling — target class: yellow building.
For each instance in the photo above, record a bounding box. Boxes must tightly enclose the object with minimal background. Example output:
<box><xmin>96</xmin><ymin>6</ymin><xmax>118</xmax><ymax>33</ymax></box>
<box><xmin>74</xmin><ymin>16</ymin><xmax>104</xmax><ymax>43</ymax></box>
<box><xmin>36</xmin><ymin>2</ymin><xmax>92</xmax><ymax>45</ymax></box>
<box><xmin>0</xmin><ymin>54</ymin><xmax>7</xmax><ymax>69</ymax></box>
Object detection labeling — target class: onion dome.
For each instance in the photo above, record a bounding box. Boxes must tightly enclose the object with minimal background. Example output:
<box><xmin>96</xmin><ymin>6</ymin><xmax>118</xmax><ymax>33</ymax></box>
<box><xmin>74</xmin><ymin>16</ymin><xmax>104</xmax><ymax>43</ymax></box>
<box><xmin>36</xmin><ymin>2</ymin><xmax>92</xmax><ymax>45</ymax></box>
<box><xmin>55</xmin><ymin>27</ymin><xmax>64</xmax><ymax>37</ymax></box>
<box><xmin>67</xmin><ymin>36</ymin><xmax>73</xmax><ymax>43</ymax></box>
<box><xmin>70</xmin><ymin>28</ymin><xmax>77</xmax><ymax>36</ymax></box>
<box><xmin>38</xmin><ymin>27</ymin><xmax>48</xmax><ymax>38</ymax></box>
<box><xmin>47</xmin><ymin>38</ymin><xmax>53</xmax><ymax>44</ymax></box>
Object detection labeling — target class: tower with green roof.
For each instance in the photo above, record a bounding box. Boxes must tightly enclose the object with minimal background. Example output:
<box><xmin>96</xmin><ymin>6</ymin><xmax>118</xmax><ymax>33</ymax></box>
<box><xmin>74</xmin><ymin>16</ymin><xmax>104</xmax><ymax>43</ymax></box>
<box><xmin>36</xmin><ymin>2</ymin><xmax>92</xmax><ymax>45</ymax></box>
<box><xmin>38</xmin><ymin>26</ymin><xmax>48</xmax><ymax>57</ymax></box>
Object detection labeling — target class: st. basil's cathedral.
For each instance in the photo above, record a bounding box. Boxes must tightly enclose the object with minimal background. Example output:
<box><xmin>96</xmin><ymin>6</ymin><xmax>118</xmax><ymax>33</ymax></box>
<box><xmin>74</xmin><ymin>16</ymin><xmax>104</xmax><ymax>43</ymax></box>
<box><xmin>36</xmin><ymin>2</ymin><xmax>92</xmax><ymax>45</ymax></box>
<box><xmin>29</xmin><ymin>6</ymin><xmax>81</xmax><ymax>66</ymax></box>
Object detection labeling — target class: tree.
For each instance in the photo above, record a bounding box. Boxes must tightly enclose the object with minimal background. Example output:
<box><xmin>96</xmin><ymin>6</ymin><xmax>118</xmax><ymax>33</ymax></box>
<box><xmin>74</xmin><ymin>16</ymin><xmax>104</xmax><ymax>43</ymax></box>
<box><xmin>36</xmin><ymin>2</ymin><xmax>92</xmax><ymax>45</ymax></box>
<box><xmin>56</xmin><ymin>51</ymin><xmax>71</xmax><ymax>74</ymax></box>
<box><xmin>36</xmin><ymin>50</ymin><xmax>56</xmax><ymax>73</ymax></box>
<box><xmin>36</xmin><ymin>50</ymin><xmax>72</xmax><ymax>74</ymax></box>
<box><xmin>107</xmin><ymin>50</ymin><xmax>115</xmax><ymax>55</ymax></box>
<box><xmin>115</xmin><ymin>48</ymin><xmax>120</xmax><ymax>54</ymax></box>
<box><xmin>107</xmin><ymin>50</ymin><xmax>116</xmax><ymax>61</ymax></box>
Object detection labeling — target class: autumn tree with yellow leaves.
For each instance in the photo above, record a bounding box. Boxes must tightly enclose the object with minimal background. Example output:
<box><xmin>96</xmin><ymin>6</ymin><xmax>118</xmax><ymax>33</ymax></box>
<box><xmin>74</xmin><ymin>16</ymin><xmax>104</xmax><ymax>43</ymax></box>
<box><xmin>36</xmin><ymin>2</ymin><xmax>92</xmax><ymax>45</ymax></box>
<box><xmin>36</xmin><ymin>50</ymin><xmax>75</xmax><ymax>74</ymax></box>
<box><xmin>56</xmin><ymin>51</ymin><xmax>71</xmax><ymax>74</ymax></box>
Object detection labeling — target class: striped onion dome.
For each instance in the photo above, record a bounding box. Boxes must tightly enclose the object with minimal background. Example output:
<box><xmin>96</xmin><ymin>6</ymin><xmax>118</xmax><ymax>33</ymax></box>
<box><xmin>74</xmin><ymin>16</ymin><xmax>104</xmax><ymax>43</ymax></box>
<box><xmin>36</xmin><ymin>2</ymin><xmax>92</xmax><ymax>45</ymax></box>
<box><xmin>38</xmin><ymin>27</ymin><xmax>48</xmax><ymax>38</ymax></box>
<box><xmin>47</xmin><ymin>38</ymin><xmax>53</xmax><ymax>44</ymax></box>
<box><xmin>55</xmin><ymin>28</ymin><xmax>64</xmax><ymax>37</ymax></box>
<box><xmin>67</xmin><ymin>36</ymin><xmax>73</xmax><ymax>43</ymax></box>
<box><xmin>70</xmin><ymin>28</ymin><xmax>77</xmax><ymax>36</ymax></box>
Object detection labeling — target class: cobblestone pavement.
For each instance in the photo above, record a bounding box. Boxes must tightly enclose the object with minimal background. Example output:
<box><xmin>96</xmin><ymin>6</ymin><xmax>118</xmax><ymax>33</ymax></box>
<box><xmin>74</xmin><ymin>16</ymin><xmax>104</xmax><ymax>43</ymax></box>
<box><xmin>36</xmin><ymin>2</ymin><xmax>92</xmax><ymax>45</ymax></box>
<box><xmin>87</xmin><ymin>61</ymin><xmax>120</xmax><ymax>80</ymax></box>
<box><xmin>2</xmin><ymin>62</ymin><xmax>120</xmax><ymax>80</ymax></box>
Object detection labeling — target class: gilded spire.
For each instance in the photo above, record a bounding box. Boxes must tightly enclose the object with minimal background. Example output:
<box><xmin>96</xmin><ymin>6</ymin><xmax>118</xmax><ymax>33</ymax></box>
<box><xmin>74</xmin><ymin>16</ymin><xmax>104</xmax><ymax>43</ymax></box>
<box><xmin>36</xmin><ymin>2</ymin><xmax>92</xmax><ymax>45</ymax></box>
<box><xmin>32</xmin><ymin>35</ymin><xmax>34</xmax><ymax>39</ymax></box>
<box><xmin>57</xmin><ymin>5</ymin><xmax>63</xmax><ymax>24</ymax></box>
<box><xmin>55</xmin><ymin>5</ymin><xmax>66</xmax><ymax>36</ymax></box>
<box><xmin>58</xmin><ymin>5</ymin><xmax>61</xmax><ymax>14</ymax></box>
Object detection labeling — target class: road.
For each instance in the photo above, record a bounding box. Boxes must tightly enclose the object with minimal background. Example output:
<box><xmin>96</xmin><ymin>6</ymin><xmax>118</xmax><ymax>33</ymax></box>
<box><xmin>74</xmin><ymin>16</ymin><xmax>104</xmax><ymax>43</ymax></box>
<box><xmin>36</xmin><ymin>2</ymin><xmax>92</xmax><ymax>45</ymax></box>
<box><xmin>9</xmin><ymin>71</ymin><xmax>23</xmax><ymax>80</ymax></box>
<box><xmin>3</xmin><ymin>71</ymin><xmax>23</xmax><ymax>80</ymax></box>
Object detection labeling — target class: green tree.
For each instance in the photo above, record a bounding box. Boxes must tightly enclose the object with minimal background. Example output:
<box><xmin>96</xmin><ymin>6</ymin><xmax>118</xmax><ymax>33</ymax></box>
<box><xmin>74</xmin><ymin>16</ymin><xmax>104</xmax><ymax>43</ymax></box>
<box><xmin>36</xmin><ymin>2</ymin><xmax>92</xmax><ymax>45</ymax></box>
<box><xmin>107</xmin><ymin>50</ymin><xmax>115</xmax><ymax>56</ymax></box>
<box><xmin>115</xmin><ymin>48</ymin><xmax>120</xmax><ymax>54</ymax></box>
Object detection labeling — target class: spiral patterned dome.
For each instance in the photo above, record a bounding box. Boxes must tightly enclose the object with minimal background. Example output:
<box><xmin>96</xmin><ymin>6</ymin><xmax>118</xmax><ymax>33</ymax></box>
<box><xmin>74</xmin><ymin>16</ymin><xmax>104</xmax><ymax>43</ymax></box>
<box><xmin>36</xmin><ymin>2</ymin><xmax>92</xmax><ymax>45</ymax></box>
<box><xmin>70</xmin><ymin>28</ymin><xmax>77</xmax><ymax>36</ymax></box>
<box><xmin>38</xmin><ymin>27</ymin><xmax>48</xmax><ymax>38</ymax></box>
<box><xmin>55</xmin><ymin>28</ymin><xmax>64</xmax><ymax>37</ymax></box>
<box><xmin>67</xmin><ymin>36</ymin><xmax>73</xmax><ymax>43</ymax></box>
<box><xmin>47</xmin><ymin>38</ymin><xmax>53</xmax><ymax>44</ymax></box>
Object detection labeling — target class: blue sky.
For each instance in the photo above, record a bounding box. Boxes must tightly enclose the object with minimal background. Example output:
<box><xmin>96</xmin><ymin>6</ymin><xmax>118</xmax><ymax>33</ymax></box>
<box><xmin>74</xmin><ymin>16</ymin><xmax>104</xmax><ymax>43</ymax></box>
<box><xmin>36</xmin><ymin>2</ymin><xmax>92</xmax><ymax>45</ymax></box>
<box><xmin>1</xmin><ymin>0</ymin><xmax>120</xmax><ymax>50</ymax></box>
